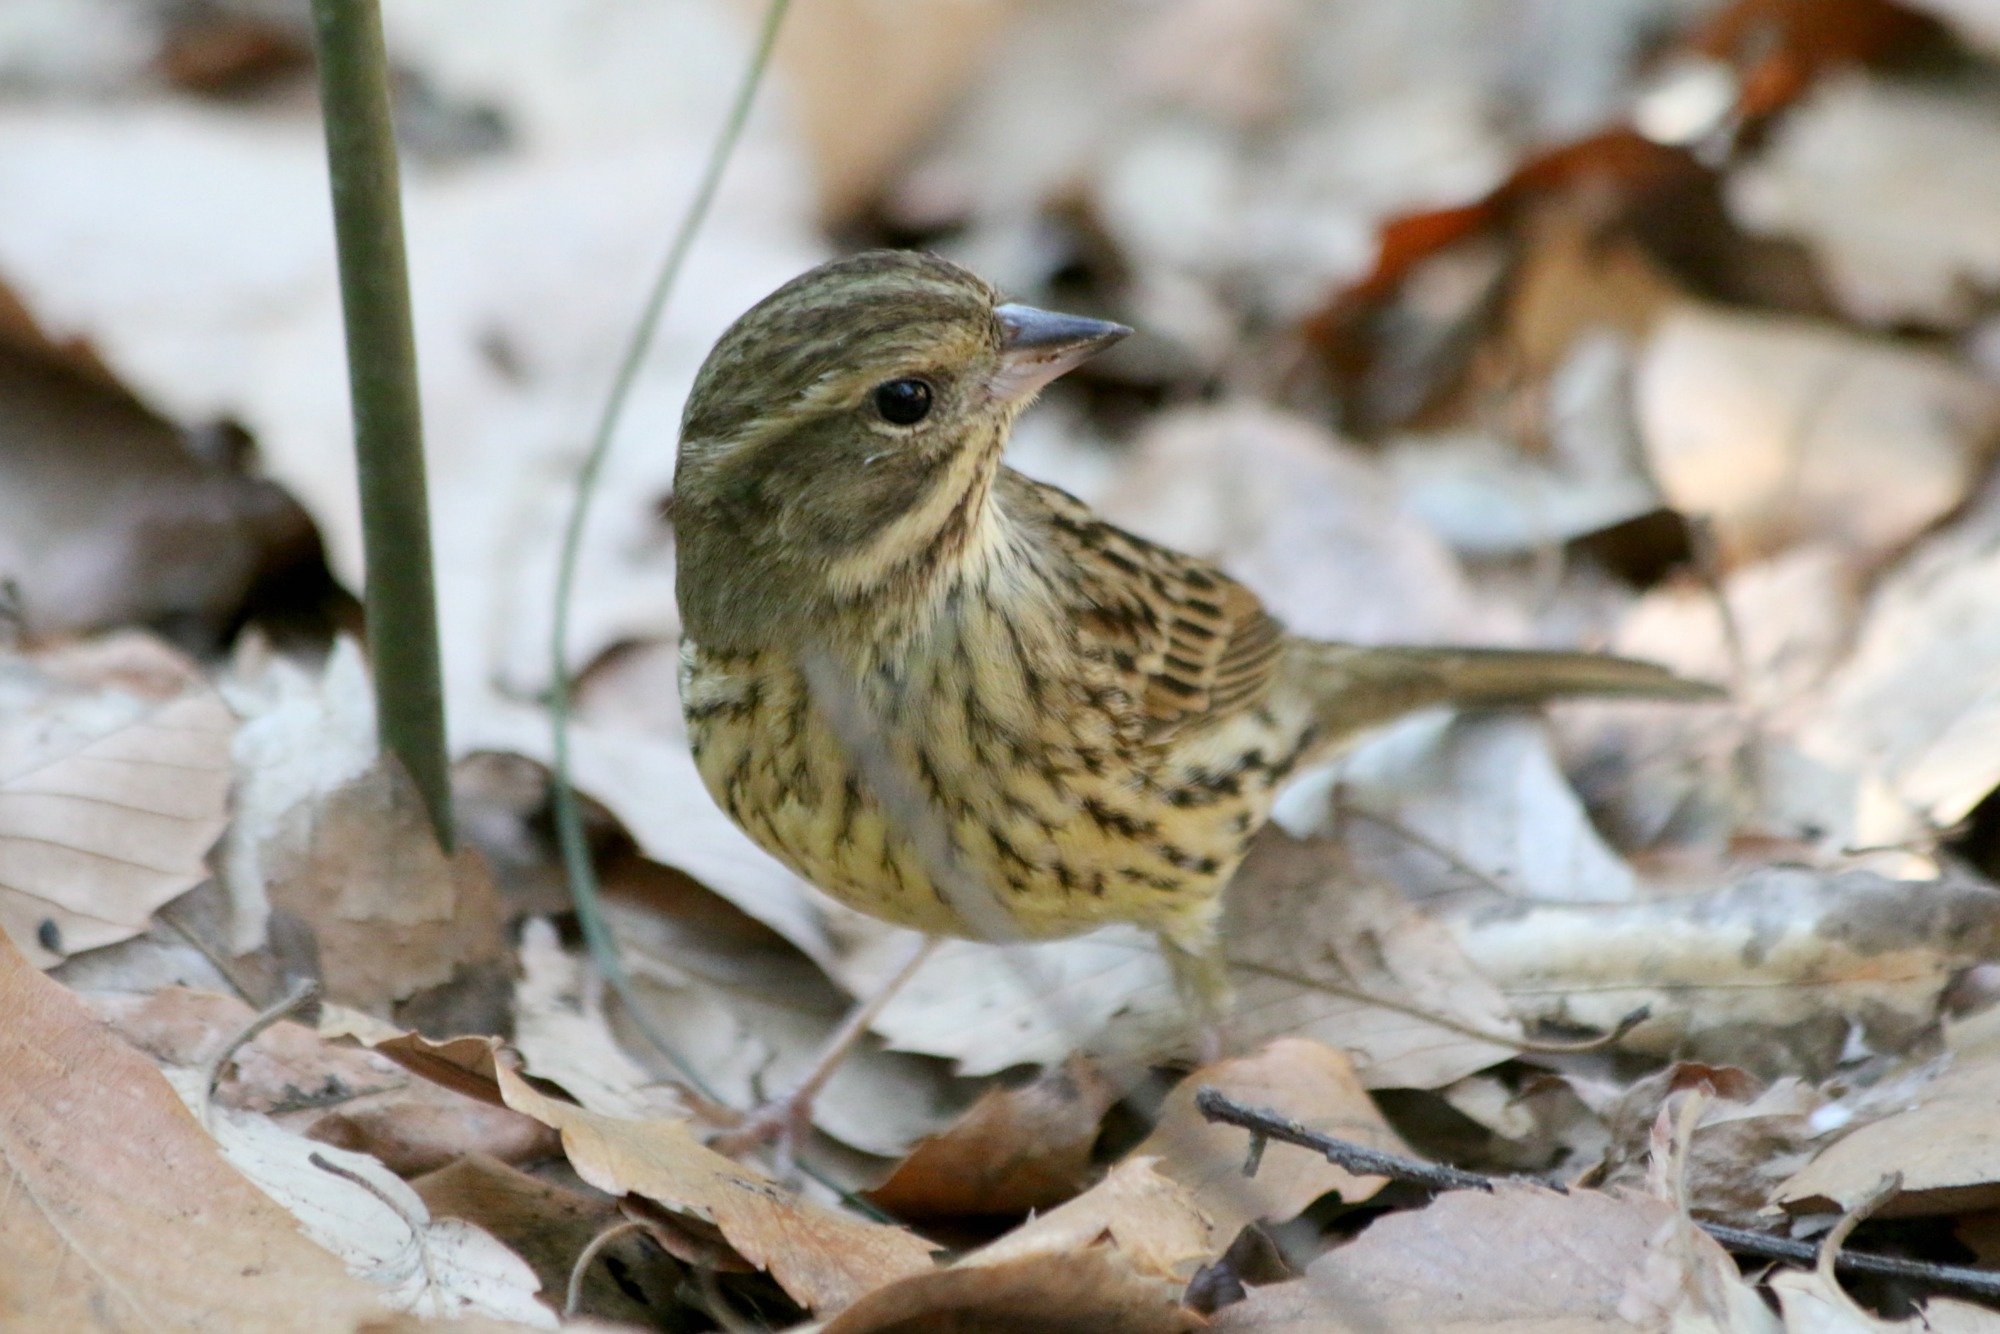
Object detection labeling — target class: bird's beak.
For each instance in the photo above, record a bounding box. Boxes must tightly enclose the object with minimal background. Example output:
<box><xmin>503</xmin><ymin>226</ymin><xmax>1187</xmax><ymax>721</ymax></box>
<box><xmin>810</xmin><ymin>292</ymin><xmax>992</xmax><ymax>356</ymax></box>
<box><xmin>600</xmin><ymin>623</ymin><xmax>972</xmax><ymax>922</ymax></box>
<box><xmin>991</xmin><ymin>302</ymin><xmax>1132</xmax><ymax>404</ymax></box>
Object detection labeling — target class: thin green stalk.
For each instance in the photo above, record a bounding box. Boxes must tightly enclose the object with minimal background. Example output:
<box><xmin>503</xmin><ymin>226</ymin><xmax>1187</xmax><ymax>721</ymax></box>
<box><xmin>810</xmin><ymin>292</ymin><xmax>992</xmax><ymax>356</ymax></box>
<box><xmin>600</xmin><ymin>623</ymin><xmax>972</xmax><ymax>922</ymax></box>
<box><xmin>548</xmin><ymin>0</ymin><xmax>793</xmax><ymax>1102</ymax></box>
<box><xmin>310</xmin><ymin>0</ymin><xmax>453</xmax><ymax>850</ymax></box>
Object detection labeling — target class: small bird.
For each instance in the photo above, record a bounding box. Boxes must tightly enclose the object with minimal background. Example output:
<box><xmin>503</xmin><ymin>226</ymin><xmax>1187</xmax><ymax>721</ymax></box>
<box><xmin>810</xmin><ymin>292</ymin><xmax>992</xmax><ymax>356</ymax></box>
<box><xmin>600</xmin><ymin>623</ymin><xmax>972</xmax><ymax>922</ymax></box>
<box><xmin>674</xmin><ymin>250</ymin><xmax>1716</xmax><ymax>1024</ymax></box>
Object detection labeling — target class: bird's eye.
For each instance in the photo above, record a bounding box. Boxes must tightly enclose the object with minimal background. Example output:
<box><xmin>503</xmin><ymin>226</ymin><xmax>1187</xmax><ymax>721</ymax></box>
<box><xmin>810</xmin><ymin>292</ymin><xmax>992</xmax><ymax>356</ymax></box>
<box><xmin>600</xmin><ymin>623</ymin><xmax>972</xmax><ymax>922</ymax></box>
<box><xmin>871</xmin><ymin>377</ymin><xmax>933</xmax><ymax>426</ymax></box>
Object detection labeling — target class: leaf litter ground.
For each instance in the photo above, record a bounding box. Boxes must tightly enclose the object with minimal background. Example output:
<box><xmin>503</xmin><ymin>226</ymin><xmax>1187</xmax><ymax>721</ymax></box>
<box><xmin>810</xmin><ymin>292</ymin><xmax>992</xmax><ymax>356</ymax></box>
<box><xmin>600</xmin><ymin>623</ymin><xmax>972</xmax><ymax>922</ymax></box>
<box><xmin>12</xmin><ymin>1</ymin><xmax>2000</xmax><ymax>1330</ymax></box>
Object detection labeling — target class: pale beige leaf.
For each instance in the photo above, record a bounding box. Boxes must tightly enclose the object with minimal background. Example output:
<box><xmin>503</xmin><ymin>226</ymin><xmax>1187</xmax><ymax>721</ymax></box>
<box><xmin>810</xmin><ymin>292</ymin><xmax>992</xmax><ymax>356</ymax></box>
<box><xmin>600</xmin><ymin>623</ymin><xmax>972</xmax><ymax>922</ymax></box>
<box><xmin>161</xmin><ymin>1066</ymin><xmax>554</xmax><ymax>1327</ymax></box>
<box><xmin>1638</xmin><ymin>305</ymin><xmax>2000</xmax><ymax>569</ymax></box>
<box><xmin>0</xmin><ymin>645</ymin><xmax>233</xmax><ymax>968</ymax></box>
<box><xmin>0</xmin><ymin>929</ymin><xmax>384</xmax><ymax>1331</ymax></box>
<box><xmin>1730</xmin><ymin>74</ymin><xmax>2000</xmax><ymax>327</ymax></box>
<box><xmin>1452</xmin><ymin>866</ymin><xmax>2000</xmax><ymax>1068</ymax></box>
<box><xmin>1211</xmin><ymin>1184</ymin><xmax>1777</xmax><ymax>1334</ymax></box>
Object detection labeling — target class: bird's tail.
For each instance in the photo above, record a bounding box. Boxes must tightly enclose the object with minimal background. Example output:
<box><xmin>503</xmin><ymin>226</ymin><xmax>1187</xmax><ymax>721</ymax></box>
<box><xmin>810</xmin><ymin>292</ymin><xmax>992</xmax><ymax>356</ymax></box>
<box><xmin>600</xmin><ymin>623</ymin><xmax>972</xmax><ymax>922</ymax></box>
<box><xmin>1287</xmin><ymin>641</ymin><xmax>1725</xmax><ymax>747</ymax></box>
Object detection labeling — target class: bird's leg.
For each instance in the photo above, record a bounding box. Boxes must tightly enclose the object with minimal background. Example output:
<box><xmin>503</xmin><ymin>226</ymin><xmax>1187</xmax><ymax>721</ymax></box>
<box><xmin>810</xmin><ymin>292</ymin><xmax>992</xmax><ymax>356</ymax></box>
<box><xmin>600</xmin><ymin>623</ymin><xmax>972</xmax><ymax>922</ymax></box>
<box><xmin>711</xmin><ymin>934</ymin><xmax>939</xmax><ymax>1172</ymax></box>
<box><xmin>1160</xmin><ymin>934</ymin><xmax>1232</xmax><ymax>1064</ymax></box>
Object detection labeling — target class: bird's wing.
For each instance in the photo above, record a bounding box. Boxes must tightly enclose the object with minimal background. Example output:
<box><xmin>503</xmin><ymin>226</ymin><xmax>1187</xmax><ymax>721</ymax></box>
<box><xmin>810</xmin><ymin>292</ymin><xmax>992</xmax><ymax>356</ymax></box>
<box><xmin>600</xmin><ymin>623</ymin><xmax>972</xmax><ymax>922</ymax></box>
<box><xmin>1005</xmin><ymin>473</ymin><xmax>1286</xmax><ymax>742</ymax></box>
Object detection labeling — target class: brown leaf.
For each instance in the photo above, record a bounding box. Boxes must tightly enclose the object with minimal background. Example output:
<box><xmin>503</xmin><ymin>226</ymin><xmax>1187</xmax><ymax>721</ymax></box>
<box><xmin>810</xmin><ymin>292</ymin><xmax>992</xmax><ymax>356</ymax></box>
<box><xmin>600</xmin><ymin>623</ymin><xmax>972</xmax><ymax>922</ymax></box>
<box><xmin>0</xmin><ymin>928</ymin><xmax>383</xmax><ymax>1330</ymax></box>
<box><xmin>413</xmin><ymin>1154</ymin><xmax>682</xmax><ymax>1328</ymax></box>
<box><xmin>0</xmin><ymin>633</ymin><xmax>234</xmax><ymax>967</ymax></box>
<box><xmin>869</xmin><ymin>1057</ymin><xmax>1119</xmax><ymax>1220</ymax></box>
<box><xmin>969</xmin><ymin>1157</ymin><xmax>1217</xmax><ymax>1282</ymax></box>
<box><xmin>379</xmin><ymin>1031</ymin><xmax>937</xmax><ymax>1313</ymax></box>
<box><xmin>814</xmin><ymin>1250</ymin><xmax>1201</xmax><ymax>1334</ymax></box>
<box><xmin>79</xmin><ymin>984</ymin><xmax>404</xmax><ymax>1116</ymax></box>
<box><xmin>265</xmin><ymin>758</ymin><xmax>508</xmax><ymax>1012</ymax></box>
<box><xmin>1140</xmin><ymin>1038</ymin><xmax>1404</xmax><ymax>1235</ymax></box>
<box><xmin>1774</xmin><ymin>1005</ymin><xmax>2000</xmax><ymax>1216</ymax></box>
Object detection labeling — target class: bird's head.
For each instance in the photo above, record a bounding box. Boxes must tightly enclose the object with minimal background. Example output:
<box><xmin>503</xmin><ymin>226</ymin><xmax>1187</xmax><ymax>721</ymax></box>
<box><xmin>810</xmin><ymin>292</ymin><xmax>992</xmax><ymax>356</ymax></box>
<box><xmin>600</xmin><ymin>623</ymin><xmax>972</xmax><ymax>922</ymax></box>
<box><xmin>673</xmin><ymin>250</ymin><xmax>1128</xmax><ymax>643</ymax></box>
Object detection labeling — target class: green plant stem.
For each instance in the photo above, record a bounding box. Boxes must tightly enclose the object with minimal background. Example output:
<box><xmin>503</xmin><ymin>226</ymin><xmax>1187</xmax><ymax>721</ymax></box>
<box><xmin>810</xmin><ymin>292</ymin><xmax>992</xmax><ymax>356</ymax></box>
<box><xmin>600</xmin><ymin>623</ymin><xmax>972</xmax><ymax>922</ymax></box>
<box><xmin>547</xmin><ymin>0</ymin><xmax>793</xmax><ymax>1102</ymax></box>
<box><xmin>310</xmin><ymin>0</ymin><xmax>453</xmax><ymax>850</ymax></box>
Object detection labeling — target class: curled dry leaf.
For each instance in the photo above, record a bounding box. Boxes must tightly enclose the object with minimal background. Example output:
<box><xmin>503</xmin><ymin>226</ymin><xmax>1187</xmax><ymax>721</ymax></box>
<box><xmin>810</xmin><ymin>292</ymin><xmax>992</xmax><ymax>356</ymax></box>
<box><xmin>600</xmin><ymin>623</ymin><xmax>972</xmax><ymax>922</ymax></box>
<box><xmin>0</xmin><ymin>631</ymin><xmax>234</xmax><ymax>968</ymax></box>
<box><xmin>1139</xmin><ymin>1038</ymin><xmax>1405</xmax><ymax>1236</ymax></box>
<box><xmin>511</xmin><ymin>916</ymin><xmax>688</xmax><ymax>1122</ymax></box>
<box><xmin>0</xmin><ymin>930</ymin><xmax>384</xmax><ymax>1331</ymax></box>
<box><xmin>1768</xmin><ymin>1264</ymin><xmax>2000</xmax><ymax>1333</ymax></box>
<box><xmin>595</xmin><ymin>876</ymin><xmax>969</xmax><ymax>1160</ymax></box>
<box><xmin>1637</xmin><ymin>304</ymin><xmax>2000</xmax><ymax>570</ymax></box>
<box><xmin>1210</xmin><ymin>1182</ymin><xmax>1776</xmax><ymax>1334</ymax></box>
<box><xmin>868</xmin><ymin>1056</ymin><xmax>1120</xmax><ymax>1219</ymax></box>
<box><xmin>376</xmin><ymin>1031</ymin><xmax>937</xmax><ymax>1313</ymax></box>
<box><xmin>1452</xmin><ymin>866</ymin><xmax>2000</xmax><ymax>1073</ymax></box>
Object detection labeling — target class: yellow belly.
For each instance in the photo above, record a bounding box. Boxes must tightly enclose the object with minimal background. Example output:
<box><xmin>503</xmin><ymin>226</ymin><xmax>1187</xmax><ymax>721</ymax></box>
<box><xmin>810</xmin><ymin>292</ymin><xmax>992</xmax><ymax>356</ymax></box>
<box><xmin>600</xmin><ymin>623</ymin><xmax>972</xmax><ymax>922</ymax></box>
<box><xmin>679</xmin><ymin>639</ymin><xmax>1286</xmax><ymax>951</ymax></box>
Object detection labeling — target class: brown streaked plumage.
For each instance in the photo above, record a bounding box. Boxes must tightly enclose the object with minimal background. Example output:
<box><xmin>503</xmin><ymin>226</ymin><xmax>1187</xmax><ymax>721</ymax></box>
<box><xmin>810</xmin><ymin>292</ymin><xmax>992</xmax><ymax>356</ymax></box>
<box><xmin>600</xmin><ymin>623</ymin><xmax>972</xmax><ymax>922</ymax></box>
<box><xmin>674</xmin><ymin>250</ymin><xmax>1719</xmax><ymax>1008</ymax></box>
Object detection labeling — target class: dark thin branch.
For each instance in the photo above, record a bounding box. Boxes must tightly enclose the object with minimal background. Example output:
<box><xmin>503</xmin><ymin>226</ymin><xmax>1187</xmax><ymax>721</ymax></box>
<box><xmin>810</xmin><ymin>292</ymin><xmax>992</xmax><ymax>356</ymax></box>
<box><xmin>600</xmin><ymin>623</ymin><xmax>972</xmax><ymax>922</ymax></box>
<box><xmin>1195</xmin><ymin>1087</ymin><xmax>2000</xmax><ymax>1303</ymax></box>
<box><xmin>1194</xmin><ymin>1087</ymin><xmax>1515</xmax><ymax>1194</ymax></box>
<box><xmin>309</xmin><ymin>0</ymin><xmax>453</xmax><ymax>849</ymax></box>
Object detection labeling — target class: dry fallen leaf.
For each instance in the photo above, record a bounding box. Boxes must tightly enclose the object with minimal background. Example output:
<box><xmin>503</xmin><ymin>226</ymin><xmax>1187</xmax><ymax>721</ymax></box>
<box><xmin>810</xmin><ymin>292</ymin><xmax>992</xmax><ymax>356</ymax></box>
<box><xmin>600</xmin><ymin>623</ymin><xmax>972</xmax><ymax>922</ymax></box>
<box><xmin>1211</xmin><ymin>1182</ymin><xmax>1776</xmax><ymax>1333</ymax></box>
<box><xmin>1224</xmin><ymin>830</ymin><xmax>1526</xmax><ymax>1089</ymax></box>
<box><xmin>378</xmin><ymin>1031</ymin><xmax>938</xmax><ymax>1313</ymax></box>
<box><xmin>413</xmin><ymin>1154</ymin><xmax>684</xmax><ymax>1329</ymax></box>
<box><xmin>1798</xmin><ymin>513</ymin><xmax>2000</xmax><ymax>842</ymax></box>
<box><xmin>1452</xmin><ymin>866</ymin><xmax>2000</xmax><ymax>1073</ymax></box>
<box><xmin>1139</xmin><ymin>1038</ymin><xmax>1403</xmax><ymax>1236</ymax></box>
<box><xmin>811</xmin><ymin>1249</ymin><xmax>1200</xmax><ymax>1334</ymax></box>
<box><xmin>264</xmin><ymin>756</ymin><xmax>509</xmax><ymax>1013</ymax></box>
<box><xmin>1730</xmin><ymin>73</ymin><xmax>2000</xmax><ymax>327</ymax></box>
<box><xmin>1637</xmin><ymin>304</ymin><xmax>2000</xmax><ymax>570</ymax></box>
<box><xmin>1774</xmin><ymin>1003</ymin><xmax>2000</xmax><ymax>1217</ymax></box>
<box><xmin>1311</xmin><ymin>712</ymin><xmax>1642</xmax><ymax>905</ymax></box>
<box><xmin>1092</xmin><ymin>402</ymin><xmax>1506</xmax><ymax>644</ymax></box>
<box><xmin>967</xmin><ymin>1155</ymin><xmax>1218</xmax><ymax>1281</ymax></box>
<box><xmin>160</xmin><ymin>1066</ymin><xmax>556</xmax><ymax>1327</ymax></box>
<box><xmin>0</xmin><ymin>631</ymin><xmax>234</xmax><ymax>968</ymax></box>
<box><xmin>80</xmin><ymin>984</ymin><xmax>404</xmax><ymax>1116</ymax></box>
<box><xmin>0</xmin><ymin>928</ymin><xmax>384</xmax><ymax>1331</ymax></box>
<box><xmin>868</xmin><ymin>1056</ymin><xmax>1119</xmax><ymax>1219</ymax></box>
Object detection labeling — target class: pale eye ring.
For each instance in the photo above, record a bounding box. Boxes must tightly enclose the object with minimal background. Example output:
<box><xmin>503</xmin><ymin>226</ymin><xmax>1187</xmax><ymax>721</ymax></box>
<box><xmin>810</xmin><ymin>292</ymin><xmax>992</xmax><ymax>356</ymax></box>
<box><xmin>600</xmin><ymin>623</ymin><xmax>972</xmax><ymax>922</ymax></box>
<box><xmin>871</xmin><ymin>377</ymin><xmax>933</xmax><ymax>425</ymax></box>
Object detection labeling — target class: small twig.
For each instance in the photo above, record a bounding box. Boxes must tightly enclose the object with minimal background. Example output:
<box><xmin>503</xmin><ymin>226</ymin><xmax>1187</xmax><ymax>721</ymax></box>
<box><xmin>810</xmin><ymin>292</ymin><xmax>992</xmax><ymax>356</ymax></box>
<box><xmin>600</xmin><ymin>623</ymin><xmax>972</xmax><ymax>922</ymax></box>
<box><xmin>309</xmin><ymin>1150</ymin><xmax>442</xmax><ymax>1313</ymax></box>
<box><xmin>565</xmin><ymin>1219</ymin><xmax>647</xmax><ymax>1318</ymax></box>
<box><xmin>199</xmin><ymin>978</ymin><xmax>319</xmax><ymax>1130</ymax></box>
<box><xmin>1195</xmin><ymin>1087</ymin><xmax>1508</xmax><ymax>1194</ymax></box>
<box><xmin>1195</xmin><ymin>1088</ymin><xmax>2000</xmax><ymax>1302</ymax></box>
